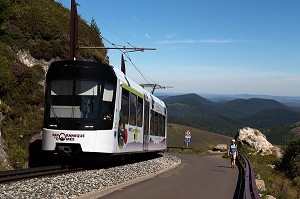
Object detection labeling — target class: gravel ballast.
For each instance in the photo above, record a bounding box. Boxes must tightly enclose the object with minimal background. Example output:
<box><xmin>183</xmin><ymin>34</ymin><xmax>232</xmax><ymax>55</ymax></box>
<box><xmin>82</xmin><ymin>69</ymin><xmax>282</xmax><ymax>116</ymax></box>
<box><xmin>0</xmin><ymin>154</ymin><xmax>181</xmax><ymax>199</ymax></box>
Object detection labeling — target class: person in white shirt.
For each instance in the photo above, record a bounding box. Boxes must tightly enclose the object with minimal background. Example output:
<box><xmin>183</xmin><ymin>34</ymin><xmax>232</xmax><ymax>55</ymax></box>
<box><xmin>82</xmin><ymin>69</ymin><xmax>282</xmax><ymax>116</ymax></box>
<box><xmin>228</xmin><ymin>139</ymin><xmax>238</xmax><ymax>168</ymax></box>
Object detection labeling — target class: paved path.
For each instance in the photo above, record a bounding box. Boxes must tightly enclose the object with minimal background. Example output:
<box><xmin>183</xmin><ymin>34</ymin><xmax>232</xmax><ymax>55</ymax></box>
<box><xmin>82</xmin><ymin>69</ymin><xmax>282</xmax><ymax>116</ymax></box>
<box><xmin>99</xmin><ymin>153</ymin><xmax>239</xmax><ymax>199</ymax></box>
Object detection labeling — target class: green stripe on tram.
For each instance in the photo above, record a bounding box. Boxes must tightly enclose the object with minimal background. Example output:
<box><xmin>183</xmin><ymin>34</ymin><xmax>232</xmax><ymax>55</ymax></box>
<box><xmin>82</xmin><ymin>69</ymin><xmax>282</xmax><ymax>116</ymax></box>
<box><xmin>121</xmin><ymin>83</ymin><xmax>144</xmax><ymax>98</ymax></box>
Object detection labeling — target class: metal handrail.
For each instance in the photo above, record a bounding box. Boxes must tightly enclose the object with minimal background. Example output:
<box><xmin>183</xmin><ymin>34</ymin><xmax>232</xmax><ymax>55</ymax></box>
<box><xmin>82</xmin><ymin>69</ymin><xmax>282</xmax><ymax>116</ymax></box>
<box><xmin>239</xmin><ymin>152</ymin><xmax>260</xmax><ymax>199</ymax></box>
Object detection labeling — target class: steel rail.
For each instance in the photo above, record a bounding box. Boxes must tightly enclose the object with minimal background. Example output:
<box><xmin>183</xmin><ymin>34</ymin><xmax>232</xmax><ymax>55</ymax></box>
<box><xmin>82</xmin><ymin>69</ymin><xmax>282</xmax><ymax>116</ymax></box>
<box><xmin>0</xmin><ymin>153</ymin><xmax>162</xmax><ymax>184</ymax></box>
<box><xmin>0</xmin><ymin>165</ymin><xmax>83</xmax><ymax>184</ymax></box>
<box><xmin>238</xmin><ymin>152</ymin><xmax>261</xmax><ymax>199</ymax></box>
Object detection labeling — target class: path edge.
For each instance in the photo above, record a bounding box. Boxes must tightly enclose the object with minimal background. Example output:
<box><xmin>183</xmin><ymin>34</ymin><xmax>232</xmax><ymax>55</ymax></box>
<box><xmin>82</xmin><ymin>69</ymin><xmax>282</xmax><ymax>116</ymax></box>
<box><xmin>76</xmin><ymin>158</ymin><xmax>182</xmax><ymax>199</ymax></box>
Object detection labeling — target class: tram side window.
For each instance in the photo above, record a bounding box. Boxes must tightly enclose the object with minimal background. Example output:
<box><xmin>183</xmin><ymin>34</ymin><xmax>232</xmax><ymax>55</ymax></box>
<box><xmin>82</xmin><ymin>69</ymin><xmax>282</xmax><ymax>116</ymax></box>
<box><xmin>121</xmin><ymin>88</ymin><xmax>129</xmax><ymax>124</ymax></box>
<box><xmin>158</xmin><ymin>114</ymin><xmax>162</xmax><ymax>136</ymax></box>
<box><xmin>162</xmin><ymin>115</ymin><xmax>166</xmax><ymax>137</ymax></box>
<box><xmin>129</xmin><ymin>93</ymin><xmax>137</xmax><ymax>125</ymax></box>
<box><xmin>150</xmin><ymin>110</ymin><xmax>155</xmax><ymax>136</ymax></box>
<box><xmin>144</xmin><ymin>101</ymin><xmax>150</xmax><ymax>135</ymax></box>
<box><xmin>154</xmin><ymin>112</ymin><xmax>159</xmax><ymax>136</ymax></box>
<box><xmin>150</xmin><ymin>111</ymin><xmax>164</xmax><ymax>136</ymax></box>
<box><xmin>137</xmin><ymin>97</ymin><xmax>143</xmax><ymax>127</ymax></box>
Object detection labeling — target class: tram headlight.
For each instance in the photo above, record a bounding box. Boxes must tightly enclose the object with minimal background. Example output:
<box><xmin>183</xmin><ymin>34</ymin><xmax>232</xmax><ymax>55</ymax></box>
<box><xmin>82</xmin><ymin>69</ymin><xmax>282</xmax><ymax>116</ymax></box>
<box><xmin>49</xmin><ymin>124</ymin><xmax>58</xmax><ymax>128</ymax></box>
<box><xmin>84</xmin><ymin>125</ymin><xmax>94</xmax><ymax>129</ymax></box>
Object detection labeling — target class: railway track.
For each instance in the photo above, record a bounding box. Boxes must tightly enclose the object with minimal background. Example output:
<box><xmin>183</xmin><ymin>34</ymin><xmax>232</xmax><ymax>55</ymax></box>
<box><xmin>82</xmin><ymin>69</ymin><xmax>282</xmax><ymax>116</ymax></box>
<box><xmin>0</xmin><ymin>152</ymin><xmax>162</xmax><ymax>184</ymax></box>
<box><xmin>0</xmin><ymin>153</ymin><xmax>175</xmax><ymax>199</ymax></box>
<box><xmin>0</xmin><ymin>165</ymin><xmax>83</xmax><ymax>184</ymax></box>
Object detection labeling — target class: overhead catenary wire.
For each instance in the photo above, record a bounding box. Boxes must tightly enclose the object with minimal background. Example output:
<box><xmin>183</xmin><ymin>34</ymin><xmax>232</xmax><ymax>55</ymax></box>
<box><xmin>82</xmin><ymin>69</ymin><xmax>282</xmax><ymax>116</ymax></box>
<box><xmin>75</xmin><ymin>2</ymin><xmax>157</xmax><ymax>86</ymax></box>
<box><xmin>123</xmin><ymin>53</ymin><xmax>150</xmax><ymax>84</ymax></box>
<box><xmin>77</xmin><ymin>3</ymin><xmax>136</xmax><ymax>49</ymax></box>
<box><xmin>99</xmin><ymin>36</ymin><xmax>151</xmax><ymax>84</ymax></box>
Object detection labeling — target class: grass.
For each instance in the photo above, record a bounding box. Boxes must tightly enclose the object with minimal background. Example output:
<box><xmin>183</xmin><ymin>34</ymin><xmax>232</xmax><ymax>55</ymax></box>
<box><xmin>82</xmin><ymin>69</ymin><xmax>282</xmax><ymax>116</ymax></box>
<box><xmin>166</xmin><ymin>147</ymin><xmax>211</xmax><ymax>155</ymax></box>
<box><xmin>167</xmin><ymin>123</ymin><xmax>232</xmax><ymax>149</ymax></box>
<box><xmin>240</xmin><ymin>147</ymin><xmax>300</xmax><ymax>199</ymax></box>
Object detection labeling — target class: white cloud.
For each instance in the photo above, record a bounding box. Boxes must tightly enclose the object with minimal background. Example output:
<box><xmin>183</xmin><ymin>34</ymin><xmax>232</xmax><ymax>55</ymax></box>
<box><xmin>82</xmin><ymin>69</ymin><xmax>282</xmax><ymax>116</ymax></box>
<box><xmin>145</xmin><ymin>33</ymin><xmax>152</xmax><ymax>40</ymax></box>
<box><xmin>164</xmin><ymin>33</ymin><xmax>177</xmax><ymax>39</ymax></box>
<box><xmin>157</xmin><ymin>39</ymin><xmax>252</xmax><ymax>44</ymax></box>
<box><xmin>131</xmin><ymin>15</ymin><xmax>139</xmax><ymax>22</ymax></box>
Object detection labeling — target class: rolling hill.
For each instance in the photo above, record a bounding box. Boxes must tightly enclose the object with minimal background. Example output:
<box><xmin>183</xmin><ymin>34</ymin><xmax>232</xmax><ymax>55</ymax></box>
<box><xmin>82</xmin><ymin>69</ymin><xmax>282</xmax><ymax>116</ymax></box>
<box><xmin>164</xmin><ymin>93</ymin><xmax>300</xmax><ymax>144</ymax></box>
<box><xmin>167</xmin><ymin>123</ymin><xmax>232</xmax><ymax>148</ymax></box>
<box><xmin>223</xmin><ymin>98</ymin><xmax>288</xmax><ymax>117</ymax></box>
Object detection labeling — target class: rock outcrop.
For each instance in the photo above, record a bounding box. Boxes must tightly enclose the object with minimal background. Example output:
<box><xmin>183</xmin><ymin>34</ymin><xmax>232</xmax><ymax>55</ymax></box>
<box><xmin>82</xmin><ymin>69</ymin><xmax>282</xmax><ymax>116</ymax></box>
<box><xmin>17</xmin><ymin>50</ymin><xmax>60</xmax><ymax>89</ymax></box>
<box><xmin>0</xmin><ymin>130</ymin><xmax>12</xmax><ymax>169</ymax></box>
<box><xmin>0</xmin><ymin>100</ymin><xmax>12</xmax><ymax>169</ymax></box>
<box><xmin>213</xmin><ymin>144</ymin><xmax>228</xmax><ymax>152</ymax></box>
<box><xmin>17</xmin><ymin>50</ymin><xmax>59</xmax><ymax>71</ymax></box>
<box><xmin>236</xmin><ymin>127</ymin><xmax>282</xmax><ymax>158</ymax></box>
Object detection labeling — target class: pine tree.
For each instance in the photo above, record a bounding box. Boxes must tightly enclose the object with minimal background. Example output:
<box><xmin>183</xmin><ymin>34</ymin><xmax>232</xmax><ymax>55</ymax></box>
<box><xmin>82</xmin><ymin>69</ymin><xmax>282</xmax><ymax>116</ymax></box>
<box><xmin>278</xmin><ymin>137</ymin><xmax>300</xmax><ymax>179</ymax></box>
<box><xmin>90</xmin><ymin>17</ymin><xmax>101</xmax><ymax>37</ymax></box>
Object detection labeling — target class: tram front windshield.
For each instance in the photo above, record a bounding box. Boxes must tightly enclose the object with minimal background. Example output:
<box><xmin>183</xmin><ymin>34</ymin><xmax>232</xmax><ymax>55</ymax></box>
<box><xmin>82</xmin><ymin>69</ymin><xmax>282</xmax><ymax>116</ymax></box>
<box><xmin>46</xmin><ymin>80</ymin><xmax>115</xmax><ymax>130</ymax></box>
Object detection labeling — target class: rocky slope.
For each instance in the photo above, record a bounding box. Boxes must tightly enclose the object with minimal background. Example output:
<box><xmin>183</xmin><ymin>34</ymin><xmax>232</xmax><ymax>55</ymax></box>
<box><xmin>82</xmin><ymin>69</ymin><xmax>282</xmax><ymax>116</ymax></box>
<box><xmin>0</xmin><ymin>0</ymin><xmax>107</xmax><ymax>169</ymax></box>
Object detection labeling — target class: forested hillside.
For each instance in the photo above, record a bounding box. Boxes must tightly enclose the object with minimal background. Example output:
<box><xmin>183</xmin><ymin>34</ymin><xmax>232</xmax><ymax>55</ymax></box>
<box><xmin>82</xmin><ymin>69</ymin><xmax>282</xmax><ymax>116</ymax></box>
<box><xmin>165</xmin><ymin>93</ymin><xmax>300</xmax><ymax>144</ymax></box>
<box><xmin>0</xmin><ymin>0</ymin><xmax>107</xmax><ymax>168</ymax></box>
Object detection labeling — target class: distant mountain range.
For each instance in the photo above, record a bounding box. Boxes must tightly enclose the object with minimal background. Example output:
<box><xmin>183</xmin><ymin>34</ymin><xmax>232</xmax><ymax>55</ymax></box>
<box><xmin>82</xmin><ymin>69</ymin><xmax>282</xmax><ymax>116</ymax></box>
<box><xmin>162</xmin><ymin>93</ymin><xmax>300</xmax><ymax>144</ymax></box>
<box><xmin>157</xmin><ymin>93</ymin><xmax>300</xmax><ymax>108</ymax></box>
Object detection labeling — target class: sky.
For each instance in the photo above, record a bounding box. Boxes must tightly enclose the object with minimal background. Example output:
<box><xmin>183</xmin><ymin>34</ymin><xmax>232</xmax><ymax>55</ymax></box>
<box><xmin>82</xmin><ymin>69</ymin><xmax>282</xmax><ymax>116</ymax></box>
<box><xmin>57</xmin><ymin>0</ymin><xmax>300</xmax><ymax>97</ymax></box>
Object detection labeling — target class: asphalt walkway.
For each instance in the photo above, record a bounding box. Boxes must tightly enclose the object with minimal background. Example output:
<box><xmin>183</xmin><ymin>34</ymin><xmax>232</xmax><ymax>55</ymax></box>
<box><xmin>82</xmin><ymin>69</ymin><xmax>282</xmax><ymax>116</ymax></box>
<box><xmin>100</xmin><ymin>153</ymin><xmax>239</xmax><ymax>199</ymax></box>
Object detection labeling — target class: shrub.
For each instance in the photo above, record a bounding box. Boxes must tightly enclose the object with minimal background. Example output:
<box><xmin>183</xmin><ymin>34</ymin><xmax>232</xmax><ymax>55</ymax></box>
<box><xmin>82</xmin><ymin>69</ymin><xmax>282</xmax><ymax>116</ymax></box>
<box><xmin>0</xmin><ymin>51</ymin><xmax>44</xmax><ymax>168</ymax></box>
<box><xmin>278</xmin><ymin>137</ymin><xmax>300</xmax><ymax>179</ymax></box>
<box><xmin>0</xmin><ymin>0</ymin><xmax>108</xmax><ymax>169</ymax></box>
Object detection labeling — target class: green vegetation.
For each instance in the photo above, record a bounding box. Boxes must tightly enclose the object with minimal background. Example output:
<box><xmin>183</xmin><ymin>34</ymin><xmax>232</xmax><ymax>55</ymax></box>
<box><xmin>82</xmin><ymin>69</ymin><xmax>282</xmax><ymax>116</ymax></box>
<box><xmin>0</xmin><ymin>0</ymin><xmax>107</xmax><ymax>169</ymax></box>
<box><xmin>168</xmin><ymin>115</ymin><xmax>242</xmax><ymax>137</ymax></box>
<box><xmin>239</xmin><ymin>145</ymin><xmax>300</xmax><ymax>199</ymax></box>
<box><xmin>167</xmin><ymin>123</ymin><xmax>232</xmax><ymax>149</ymax></box>
<box><xmin>165</xmin><ymin>93</ymin><xmax>300</xmax><ymax>144</ymax></box>
<box><xmin>0</xmin><ymin>0</ymin><xmax>107</xmax><ymax>62</ymax></box>
<box><xmin>262</xmin><ymin>126</ymin><xmax>294</xmax><ymax>145</ymax></box>
<box><xmin>278</xmin><ymin>137</ymin><xmax>300</xmax><ymax>180</ymax></box>
<box><xmin>166</xmin><ymin>147</ymin><xmax>209</xmax><ymax>155</ymax></box>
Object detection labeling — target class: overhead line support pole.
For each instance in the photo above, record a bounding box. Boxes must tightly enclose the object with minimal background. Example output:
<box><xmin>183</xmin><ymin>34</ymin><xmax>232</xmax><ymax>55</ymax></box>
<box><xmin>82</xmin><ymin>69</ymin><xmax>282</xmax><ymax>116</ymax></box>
<box><xmin>70</xmin><ymin>0</ymin><xmax>78</xmax><ymax>60</ymax></box>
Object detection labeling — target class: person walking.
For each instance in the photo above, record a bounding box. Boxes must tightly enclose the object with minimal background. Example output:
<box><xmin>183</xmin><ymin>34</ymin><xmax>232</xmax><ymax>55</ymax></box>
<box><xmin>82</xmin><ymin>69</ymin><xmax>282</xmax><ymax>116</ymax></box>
<box><xmin>228</xmin><ymin>139</ymin><xmax>238</xmax><ymax>168</ymax></box>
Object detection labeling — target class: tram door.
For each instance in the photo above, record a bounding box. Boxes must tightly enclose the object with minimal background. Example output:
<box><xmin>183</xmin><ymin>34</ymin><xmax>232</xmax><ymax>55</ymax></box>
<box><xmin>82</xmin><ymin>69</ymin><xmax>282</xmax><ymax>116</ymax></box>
<box><xmin>143</xmin><ymin>101</ymin><xmax>150</xmax><ymax>151</ymax></box>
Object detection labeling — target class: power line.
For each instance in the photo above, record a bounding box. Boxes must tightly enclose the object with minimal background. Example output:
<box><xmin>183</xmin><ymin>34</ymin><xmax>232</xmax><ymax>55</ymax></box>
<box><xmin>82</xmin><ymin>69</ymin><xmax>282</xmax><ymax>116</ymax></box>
<box><xmin>76</xmin><ymin>1</ymin><xmax>157</xmax><ymax>85</ymax></box>
<box><xmin>78</xmin><ymin>4</ymin><xmax>136</xmax><ymax>49</ymax></box>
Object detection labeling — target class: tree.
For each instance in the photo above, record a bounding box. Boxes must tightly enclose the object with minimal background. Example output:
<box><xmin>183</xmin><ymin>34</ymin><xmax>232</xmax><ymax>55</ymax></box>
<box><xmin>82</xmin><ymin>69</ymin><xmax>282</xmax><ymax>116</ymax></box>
<box><xmin>90</xmin><ymin>17</ymin><xmax>101</xmax><ymax>37</ymax></box>
<box><xmin>278</xmin><ymin>137</ymin><xmax>300</xmax><ymax>179</ymax></box>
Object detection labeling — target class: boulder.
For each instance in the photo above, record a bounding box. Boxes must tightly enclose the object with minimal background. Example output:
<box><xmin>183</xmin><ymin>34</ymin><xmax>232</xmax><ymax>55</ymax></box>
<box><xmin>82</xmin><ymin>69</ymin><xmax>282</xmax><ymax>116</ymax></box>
<box><xmin>213</xmin><ymin>144</ymin><xmax>228</xmax><ymax>152</ymax></box>
<box><xmin>265</xmin><ymin>195</ymin><xmax>276</xmax><ymax>199</ymax></box>
<box><xmin>270</xmin><ymin>146</ymin><xmax>282</xmax><ymax>158</ymax></box>
<box><xmin>236</xmin><ymin>127</ymin><xmax>282</xmax><ymax>157</ymax></box>
<box><xmin>255</xmin><ymin>179</ymin><xmax>266</xmax><ymax>191</ymax></box>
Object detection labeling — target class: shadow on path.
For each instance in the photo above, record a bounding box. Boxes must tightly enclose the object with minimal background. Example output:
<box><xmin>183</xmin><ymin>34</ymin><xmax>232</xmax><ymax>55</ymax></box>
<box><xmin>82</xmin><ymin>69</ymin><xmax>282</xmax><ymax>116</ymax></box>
<box><xmin>233</xmin><ymin>159</ymin><xmax>245</xmax><ymax>199</ymax></box>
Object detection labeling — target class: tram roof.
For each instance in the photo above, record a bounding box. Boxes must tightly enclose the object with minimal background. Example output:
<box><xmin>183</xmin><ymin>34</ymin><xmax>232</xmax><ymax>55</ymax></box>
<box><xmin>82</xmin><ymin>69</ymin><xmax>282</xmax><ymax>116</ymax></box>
<box><xmin>112</xmin><ymin>66</ymin><xmax>166</xmax><ymax>108</ymax></box>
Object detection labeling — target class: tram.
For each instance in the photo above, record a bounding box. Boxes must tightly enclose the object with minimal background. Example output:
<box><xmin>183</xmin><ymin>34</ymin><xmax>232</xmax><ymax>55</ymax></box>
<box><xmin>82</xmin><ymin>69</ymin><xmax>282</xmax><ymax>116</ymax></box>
<box><xmin>41</xmin><ymin>60</ymin><xmax>167</xmax><ymax>160</ymax></box>
<box><xmin>29</xmin><ymin>0</ymin><xmax>166</xmax><ymax>166</ymax></box>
